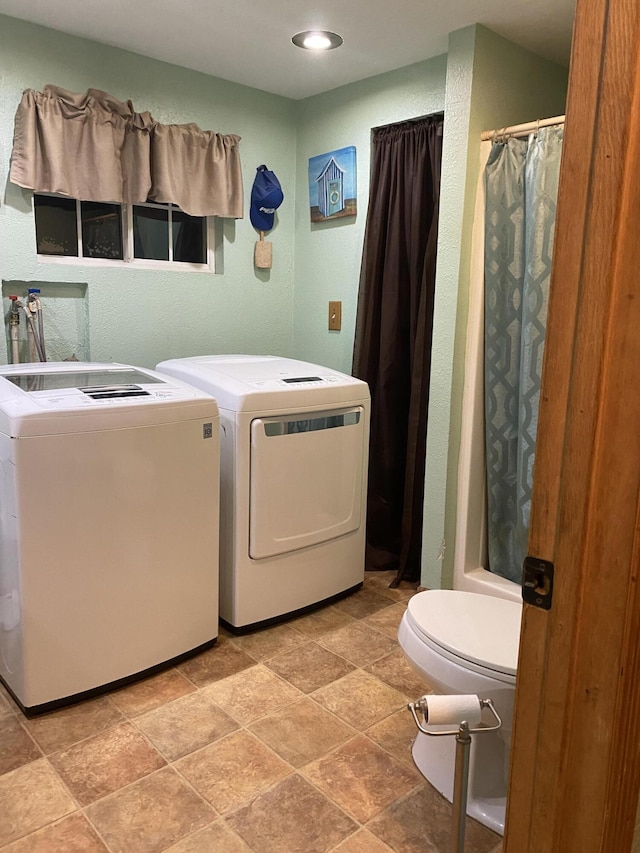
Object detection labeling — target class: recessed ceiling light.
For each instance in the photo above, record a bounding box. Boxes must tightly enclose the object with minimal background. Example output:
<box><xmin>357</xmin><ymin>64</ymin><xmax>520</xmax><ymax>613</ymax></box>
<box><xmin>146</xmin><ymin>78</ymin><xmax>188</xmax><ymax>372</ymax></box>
<box><xmin>292</xmin><ymin>31</ymin><xmax>343</xmax><ymax>51</ymax></box>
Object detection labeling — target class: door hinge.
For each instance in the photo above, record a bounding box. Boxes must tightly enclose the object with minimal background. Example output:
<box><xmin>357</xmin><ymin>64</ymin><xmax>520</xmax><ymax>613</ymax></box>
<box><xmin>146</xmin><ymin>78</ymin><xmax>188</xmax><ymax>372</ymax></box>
<box><xmin>522</xmin><ymin>556</ymin><xmax>554</xmax><ymax>610</ymax></box>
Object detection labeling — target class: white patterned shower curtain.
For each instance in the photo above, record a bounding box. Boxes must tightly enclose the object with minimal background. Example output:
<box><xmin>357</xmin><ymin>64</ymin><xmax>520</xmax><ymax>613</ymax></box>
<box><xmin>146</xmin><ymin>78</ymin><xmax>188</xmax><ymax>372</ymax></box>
<box><xmin>483</xmin><ymin>126</ymin><xmax>564</xmax><ymax>583</ymax></box>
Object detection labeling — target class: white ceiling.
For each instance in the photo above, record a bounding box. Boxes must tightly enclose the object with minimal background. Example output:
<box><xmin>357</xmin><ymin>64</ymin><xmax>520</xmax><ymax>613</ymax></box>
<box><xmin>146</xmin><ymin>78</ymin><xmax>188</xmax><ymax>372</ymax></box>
<box><xmin>0</xmin><ymin>0</ymin><xmax>576</xmax><ymax>100</ymax></box>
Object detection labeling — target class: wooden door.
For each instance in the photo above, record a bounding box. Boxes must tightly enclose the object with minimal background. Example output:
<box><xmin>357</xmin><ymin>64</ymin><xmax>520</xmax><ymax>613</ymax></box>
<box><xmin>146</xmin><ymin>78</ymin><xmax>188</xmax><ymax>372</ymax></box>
<box><xmin>504</xmin><ymin>0</ymin><xmax>640</xmax><ymax>850</ymax></box>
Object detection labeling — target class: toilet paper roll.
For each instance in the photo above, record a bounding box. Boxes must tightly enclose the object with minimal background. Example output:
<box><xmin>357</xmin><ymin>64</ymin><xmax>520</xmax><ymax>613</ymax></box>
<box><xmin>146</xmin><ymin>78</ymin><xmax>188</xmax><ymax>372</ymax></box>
<box><xmin>423</xmin><ymin>694</ymin><xmax>482</xmax><ymax>726</ymax></box>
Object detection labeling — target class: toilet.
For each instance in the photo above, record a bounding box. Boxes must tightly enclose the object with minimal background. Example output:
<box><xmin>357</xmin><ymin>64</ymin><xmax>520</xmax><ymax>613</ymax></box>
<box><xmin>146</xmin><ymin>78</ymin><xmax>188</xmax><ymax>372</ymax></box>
<box><xmin>398</xmin><ymin>589</ymin><xmax>522</xmax><ymax>835</ymax></box>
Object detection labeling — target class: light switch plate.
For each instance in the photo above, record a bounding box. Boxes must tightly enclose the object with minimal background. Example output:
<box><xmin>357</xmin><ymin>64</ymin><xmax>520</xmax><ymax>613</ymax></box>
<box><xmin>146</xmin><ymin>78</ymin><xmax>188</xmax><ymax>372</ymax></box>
<box><xmin>328</xmin><ymin>301</ymin><xmax>342</xmax><ymax>331</ymax></box>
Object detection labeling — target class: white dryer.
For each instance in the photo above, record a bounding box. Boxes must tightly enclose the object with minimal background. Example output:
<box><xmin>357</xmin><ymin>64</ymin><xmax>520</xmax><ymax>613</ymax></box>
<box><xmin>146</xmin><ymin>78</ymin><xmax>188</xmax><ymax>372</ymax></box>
<box><xmin>0</xmin><ymin>362</ymin><xmax>220</xmax><ymax>714</ymax></box>
<box><xmin>156</xmin><ymin>355</ymin><xmax>370</xmax><ymax>631</ymax></box>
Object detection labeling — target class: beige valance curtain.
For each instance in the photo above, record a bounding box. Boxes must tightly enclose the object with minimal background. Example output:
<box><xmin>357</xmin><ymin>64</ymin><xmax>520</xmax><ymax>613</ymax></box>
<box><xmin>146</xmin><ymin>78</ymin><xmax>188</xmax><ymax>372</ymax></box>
<box><xmin>9</xmin><ymin>85</ymin><xmax>243</xmax><ymax>219</ymax></box>
<box><xmin>150</xmin><ymin>122</ymin><xmax>243</xmax><ymax>218</ymax></box>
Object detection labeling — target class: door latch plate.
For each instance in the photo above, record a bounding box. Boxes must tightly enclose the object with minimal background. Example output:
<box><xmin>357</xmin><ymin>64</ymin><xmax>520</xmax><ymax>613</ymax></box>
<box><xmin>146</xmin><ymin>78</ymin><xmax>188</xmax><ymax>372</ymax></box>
<box><xmin>522</xmin><ymin>556</ymin><xmax>554</xmax><ymax>610</ymax></box>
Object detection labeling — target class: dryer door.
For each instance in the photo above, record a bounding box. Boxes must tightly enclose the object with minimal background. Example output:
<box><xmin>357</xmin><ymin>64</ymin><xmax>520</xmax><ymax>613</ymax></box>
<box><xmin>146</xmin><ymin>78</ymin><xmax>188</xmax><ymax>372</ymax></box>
<box><xmin>249</xmin><ymin>407</ymin><xmax>365</xmax><ymax>559</ymax></box>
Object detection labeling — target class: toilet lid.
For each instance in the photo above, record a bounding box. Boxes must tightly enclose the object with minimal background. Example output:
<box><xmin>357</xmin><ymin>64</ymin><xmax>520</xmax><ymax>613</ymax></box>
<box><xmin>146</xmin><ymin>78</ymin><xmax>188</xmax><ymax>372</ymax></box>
<box><xmin>406</xmin><ymin>590</ymin><xmax>522</xmax><ymax>677</ymax></box>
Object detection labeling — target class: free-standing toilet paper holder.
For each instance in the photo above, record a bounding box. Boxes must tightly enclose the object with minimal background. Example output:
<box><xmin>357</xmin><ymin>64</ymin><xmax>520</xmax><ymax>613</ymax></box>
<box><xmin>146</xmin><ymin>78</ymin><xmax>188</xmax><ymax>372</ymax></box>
<box><xmin>407</xmin><ymin>695</ymin><xmax>502</xmax><ymax>853</ymax></box>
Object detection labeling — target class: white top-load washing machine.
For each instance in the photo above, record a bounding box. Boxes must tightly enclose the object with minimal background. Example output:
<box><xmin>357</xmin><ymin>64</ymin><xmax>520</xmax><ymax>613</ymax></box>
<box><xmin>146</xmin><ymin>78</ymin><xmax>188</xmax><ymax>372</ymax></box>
<box><xmin>156</xmin><ymin>355</ymin><xmax>370</xmax><ymax>631</ymax></box>
<box><xmin>0</xmin><ymin>362</ymin><xmax>220</xmax><ymax>714</ymax></box>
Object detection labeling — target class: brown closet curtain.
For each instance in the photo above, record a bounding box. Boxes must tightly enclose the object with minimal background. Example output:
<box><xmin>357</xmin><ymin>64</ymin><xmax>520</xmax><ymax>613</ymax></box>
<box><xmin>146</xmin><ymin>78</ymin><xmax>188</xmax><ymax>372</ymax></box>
<box><xmin>352</xmin><ymin>115</ymin><xmax>443</xmax><ymax>585</ymax></box>
<box><xmin>9</xmin><ymin>85</ymin><xmax>243</xmax><ymax>218</ymax></box>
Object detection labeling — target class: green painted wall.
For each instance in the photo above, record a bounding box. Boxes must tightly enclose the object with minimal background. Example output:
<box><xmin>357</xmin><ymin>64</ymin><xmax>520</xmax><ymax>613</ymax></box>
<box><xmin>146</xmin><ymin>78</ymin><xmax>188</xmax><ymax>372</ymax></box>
<box><xmin>422</xmin><ymin>25</ymin><xmax>569</xmax><ymax>589</ymax></box>
<box><xmin>0</xmin><ymin>16</ymin><xmax>569</xmax><ymax>591</ymax></box>
<box><xmin>292</xmin><ymin>57</ymin><xmax>448</xmax><ymax>373</ymax></box>
<box><xmin>0</xmin><ymin>15</ymin><xmax>297</xmax><ymax>369</ymax></box>
<box><xmin>291</xmin><ymin>25</ymin><xmax>567</xmax><ymax>590</ymax></box>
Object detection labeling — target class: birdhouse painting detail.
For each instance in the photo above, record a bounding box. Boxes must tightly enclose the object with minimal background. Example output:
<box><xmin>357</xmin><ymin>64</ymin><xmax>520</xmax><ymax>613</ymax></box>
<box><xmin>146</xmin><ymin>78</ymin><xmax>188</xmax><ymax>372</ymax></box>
<box><xmin>309</xmin><ymin>146</ymin><xmax>356</xmax><ymax>223</ymax></box>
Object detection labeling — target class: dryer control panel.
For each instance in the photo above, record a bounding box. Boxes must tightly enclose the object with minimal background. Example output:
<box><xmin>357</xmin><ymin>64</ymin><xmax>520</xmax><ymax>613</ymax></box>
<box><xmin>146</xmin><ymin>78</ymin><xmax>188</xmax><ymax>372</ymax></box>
<box><xmin>250</xmin><ymin>375</ymin><xmax>342</xmax><ymax>390</ymax></box>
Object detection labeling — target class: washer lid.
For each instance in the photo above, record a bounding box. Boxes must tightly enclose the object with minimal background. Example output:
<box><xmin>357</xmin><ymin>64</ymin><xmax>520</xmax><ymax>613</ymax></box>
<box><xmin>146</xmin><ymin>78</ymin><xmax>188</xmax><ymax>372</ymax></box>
<box><xmin>406</xmin><ymin>590</ymin><xmax>522</xmax><ymax>677</ymax></box>
<box><xmin>0</xmin><ymin>362</ymin><xmax>218</xmax><ymax>437</ymax></box>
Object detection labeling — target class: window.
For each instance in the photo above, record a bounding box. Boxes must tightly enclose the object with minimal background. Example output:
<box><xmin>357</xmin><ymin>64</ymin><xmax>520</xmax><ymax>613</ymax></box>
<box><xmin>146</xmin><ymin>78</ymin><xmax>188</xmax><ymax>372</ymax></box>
<box><xmin>34</xmin><ymin>195</ymin><xmax>215</xmax><ymax>272</ymax></box>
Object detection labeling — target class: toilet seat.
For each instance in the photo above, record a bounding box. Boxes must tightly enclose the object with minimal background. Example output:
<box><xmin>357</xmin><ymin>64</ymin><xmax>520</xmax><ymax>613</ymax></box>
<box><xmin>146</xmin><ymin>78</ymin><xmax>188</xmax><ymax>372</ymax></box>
<box><xmin>405</xmin><ymin>590</ymin><xmax>522</xmax><ymax>683</ymax></box>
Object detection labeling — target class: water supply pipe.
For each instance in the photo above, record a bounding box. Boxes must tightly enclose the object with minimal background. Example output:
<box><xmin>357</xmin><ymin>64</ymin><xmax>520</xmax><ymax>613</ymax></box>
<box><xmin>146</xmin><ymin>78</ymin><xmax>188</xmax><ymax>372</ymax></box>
<box><xmin>8</xmin><ymin>296</ymin><xmax>21</xmax><ymax>364</ymax></box>
<box><xmin>21</xmin><ymin>300</ymin><xmax>44</xmax><ymax>363</ymax></box>
<box><xmin>26</xmin><ymin>289</ymin><xmax>46</xmax><ymax>362</ymax></box>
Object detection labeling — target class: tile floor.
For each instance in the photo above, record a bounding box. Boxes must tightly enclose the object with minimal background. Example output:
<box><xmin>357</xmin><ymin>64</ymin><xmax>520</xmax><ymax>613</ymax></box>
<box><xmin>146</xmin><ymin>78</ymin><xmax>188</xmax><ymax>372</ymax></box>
<box><xmin>0</xmin><ymin>572</ymin><xmax>502</xmax><ymax>853</ymax></box>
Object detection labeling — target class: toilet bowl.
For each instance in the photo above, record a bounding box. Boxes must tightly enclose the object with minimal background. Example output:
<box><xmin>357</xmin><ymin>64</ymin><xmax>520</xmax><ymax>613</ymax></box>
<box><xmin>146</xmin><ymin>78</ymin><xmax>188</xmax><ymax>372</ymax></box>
<box><xmin>398</xmin><ymin>589</ymin><xmax>522</xmax><ymax>835</ymax></box>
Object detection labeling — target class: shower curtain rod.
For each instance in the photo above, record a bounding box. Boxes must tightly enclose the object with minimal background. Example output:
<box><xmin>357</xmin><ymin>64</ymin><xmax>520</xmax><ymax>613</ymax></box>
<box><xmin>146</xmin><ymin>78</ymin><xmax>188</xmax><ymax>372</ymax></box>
<box><xmin>481</xmin><ymin>114</ymin><xmax>565</xmax><ymax>141</ymax></box>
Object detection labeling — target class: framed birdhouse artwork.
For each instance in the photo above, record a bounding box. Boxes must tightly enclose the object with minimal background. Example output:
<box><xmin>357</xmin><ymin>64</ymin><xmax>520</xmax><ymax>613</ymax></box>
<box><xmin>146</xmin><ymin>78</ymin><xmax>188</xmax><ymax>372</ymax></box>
<box><xmin>308</xmin><ymin>146</ymin><xmax>356</xmax><ymax>223</ymax></box>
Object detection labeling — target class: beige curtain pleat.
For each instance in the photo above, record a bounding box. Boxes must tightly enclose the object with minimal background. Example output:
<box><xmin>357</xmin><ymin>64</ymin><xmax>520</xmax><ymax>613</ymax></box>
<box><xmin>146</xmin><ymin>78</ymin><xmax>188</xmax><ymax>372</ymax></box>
<box><xmin>9</xmin><ymin>85</ymin><xmax>244</xmax><ymax>218</ymax></box>
<box><xmin>10</xmin><ymin>85</ymin><xmax>153</xmax><ymax>203</ymax></box>
<box><xmin>149</xmin><ymin>123</ymin><xmax>243</xmax><ymax>218</ymax></box>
